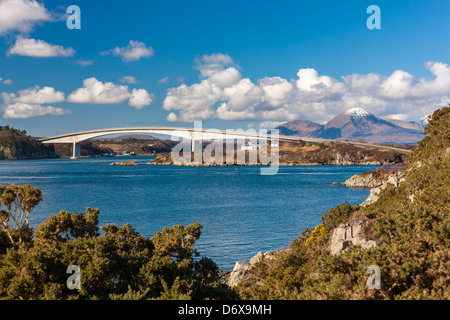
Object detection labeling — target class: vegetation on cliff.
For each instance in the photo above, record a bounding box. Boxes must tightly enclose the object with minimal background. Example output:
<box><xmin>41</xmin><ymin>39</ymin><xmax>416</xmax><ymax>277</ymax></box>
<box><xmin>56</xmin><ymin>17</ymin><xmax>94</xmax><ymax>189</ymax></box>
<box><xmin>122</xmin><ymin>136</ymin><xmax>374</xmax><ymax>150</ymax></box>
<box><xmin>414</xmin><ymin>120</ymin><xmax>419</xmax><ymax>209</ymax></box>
<box><xmin>235</xmin><ymin>106</ymin><xmax>449</xmax><ymax>300</ymax></box>
<box><xmin>0</xmin><ymin>126</ymin><xmax>58</xmax><ymax>160</ymax></box>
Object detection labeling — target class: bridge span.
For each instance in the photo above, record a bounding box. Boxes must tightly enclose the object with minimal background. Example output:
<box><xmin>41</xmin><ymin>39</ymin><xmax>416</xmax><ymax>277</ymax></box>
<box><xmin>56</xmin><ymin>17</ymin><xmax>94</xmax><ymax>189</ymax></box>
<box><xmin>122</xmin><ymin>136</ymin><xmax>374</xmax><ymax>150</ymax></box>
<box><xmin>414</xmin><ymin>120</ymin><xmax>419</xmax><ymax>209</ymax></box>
<box><xmin>38</xmin><ymin>126</ymin><xmax>411</xmax><ymax>159</ymax></box>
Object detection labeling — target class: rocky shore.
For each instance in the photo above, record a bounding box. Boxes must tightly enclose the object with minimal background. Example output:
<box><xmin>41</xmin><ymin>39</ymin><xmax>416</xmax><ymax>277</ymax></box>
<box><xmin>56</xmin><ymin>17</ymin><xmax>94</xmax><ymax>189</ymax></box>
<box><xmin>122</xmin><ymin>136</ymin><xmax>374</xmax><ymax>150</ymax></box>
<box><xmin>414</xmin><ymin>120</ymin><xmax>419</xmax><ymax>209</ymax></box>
<box><xmin>223</xmin><ymin>166</ymin><xmax>408</xmax><ymax>288</ymax></box>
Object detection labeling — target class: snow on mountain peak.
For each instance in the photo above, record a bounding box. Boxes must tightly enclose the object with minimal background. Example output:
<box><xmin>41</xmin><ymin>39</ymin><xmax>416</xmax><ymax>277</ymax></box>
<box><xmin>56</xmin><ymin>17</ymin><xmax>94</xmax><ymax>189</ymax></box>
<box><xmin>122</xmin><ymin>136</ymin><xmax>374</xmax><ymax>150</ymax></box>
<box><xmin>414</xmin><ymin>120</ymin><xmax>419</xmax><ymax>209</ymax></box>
<box><xmin>345</xmin><ymin>108</ymin><xmax>370</xmax><ymax>117</ymax></box>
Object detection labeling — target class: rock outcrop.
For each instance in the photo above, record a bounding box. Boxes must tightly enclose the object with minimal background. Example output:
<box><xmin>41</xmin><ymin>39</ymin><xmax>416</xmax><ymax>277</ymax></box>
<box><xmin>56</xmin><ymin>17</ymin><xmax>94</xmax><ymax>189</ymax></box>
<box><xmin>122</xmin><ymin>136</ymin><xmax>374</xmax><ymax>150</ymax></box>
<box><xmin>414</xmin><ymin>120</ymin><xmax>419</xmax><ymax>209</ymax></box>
<box><xmin>109</xmin><ymin>160</ymin><xmax>141</xmax><ymax>166</ymax></box>
<box><xmin>227</xmin><ymin>249</ymin><xmax>288</xmax><ymax>287</ymax></box>
<box><xmin>361</xmin><ymin>170</ymin><xmax>406</xmax><ymax>206</ymax></box>
<box><xmin>330</xmin><ymin>170</ymin><xmax>407</xmax><ymax>255</ymax></box>
<box><xmin>342</xmin><ymin>173</ymin><xmax>385</xmax><ymax>188</ymax></box>
<box><xmin>330</xmin><ymin>220</ymin><xmax>377</xmax><ymax>255</ymax></box>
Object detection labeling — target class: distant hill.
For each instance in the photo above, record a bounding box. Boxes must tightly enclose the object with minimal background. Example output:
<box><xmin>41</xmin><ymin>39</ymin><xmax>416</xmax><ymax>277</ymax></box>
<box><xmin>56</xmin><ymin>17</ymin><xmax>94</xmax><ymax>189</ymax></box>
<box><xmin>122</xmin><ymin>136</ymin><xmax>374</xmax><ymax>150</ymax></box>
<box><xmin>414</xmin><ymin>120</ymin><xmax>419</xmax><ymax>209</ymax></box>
<box><xmin>276</xmin><ymin>120</ymin><xmax>323</xmax><ymax>137</ymax></box>
<box><xmin>275</xmin><ymin>108</ymin><xmax>425</xmax><ymax>144</ymax></box>
<box><xmin>97</xmin><ymin>134</ymin><xmax>159</xmax><ymax>141</ymax></box>
<box><xmin>380</xmin><ymin>118</ymin><xmax>425</xmax><ymax>132</ymax></box>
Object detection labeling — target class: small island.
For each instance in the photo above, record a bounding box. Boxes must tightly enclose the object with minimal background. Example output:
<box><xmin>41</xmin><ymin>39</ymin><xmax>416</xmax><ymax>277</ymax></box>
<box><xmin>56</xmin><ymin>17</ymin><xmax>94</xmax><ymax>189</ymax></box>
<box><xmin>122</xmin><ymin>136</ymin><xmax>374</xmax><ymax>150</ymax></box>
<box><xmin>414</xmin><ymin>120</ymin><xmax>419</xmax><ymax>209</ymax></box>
<box><xmin>109</xmin><ymin>160</ymin><xmax>141</xmax><ymax>166</ymax></box>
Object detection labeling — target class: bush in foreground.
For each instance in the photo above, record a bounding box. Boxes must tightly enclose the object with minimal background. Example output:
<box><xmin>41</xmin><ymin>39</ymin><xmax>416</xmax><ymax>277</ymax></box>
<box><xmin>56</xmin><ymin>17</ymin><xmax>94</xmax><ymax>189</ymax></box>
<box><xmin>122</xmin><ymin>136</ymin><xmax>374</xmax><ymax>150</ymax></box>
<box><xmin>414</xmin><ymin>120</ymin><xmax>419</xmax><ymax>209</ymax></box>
<box><xmin>0</xmin><ymin>191</ymin><xmax>236</xmax><ymax>300</ymax></box>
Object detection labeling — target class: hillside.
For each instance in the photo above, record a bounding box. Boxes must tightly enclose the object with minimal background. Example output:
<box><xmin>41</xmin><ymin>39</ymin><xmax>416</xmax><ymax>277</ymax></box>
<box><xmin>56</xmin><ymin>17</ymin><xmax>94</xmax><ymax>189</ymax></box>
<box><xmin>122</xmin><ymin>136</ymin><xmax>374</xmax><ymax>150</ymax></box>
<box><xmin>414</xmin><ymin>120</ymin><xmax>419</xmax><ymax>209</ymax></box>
<box><xmin>149</xmin><ymin>140</ymin><xmax>410</xmax><ymax>166</ymax></box>
<box><xmin>0</xmin><ymin>126</ymin><xmax>58</xmax><ymax>160</ymax></box>
<box><xmin>235</xmin><ymin>106</ymin><xmax>449</xmax><ymax>300</ymax></box>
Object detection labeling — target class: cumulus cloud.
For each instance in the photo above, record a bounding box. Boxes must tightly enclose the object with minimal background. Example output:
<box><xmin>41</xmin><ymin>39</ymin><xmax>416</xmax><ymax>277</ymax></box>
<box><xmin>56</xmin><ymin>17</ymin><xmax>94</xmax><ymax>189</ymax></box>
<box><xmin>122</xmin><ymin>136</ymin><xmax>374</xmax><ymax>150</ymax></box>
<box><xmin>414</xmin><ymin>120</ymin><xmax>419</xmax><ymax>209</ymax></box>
<box><xmin>101</xmin><ymin>40</ymin><xmax>154</xmax><ymax>62</ymax></box>
<box><xmin>1</xmin><ymin>86</ymin><xmax>69</xmax><ymax>118</ymax></box>
<box><xmin>2</xmin><ymin>103</ymin><xmax>70</xmax><ymax>118</ymax></box>
<box><xmin>163</xmin><ymin>54</ymin><xmax>450</xmax><ymax>123</ymax></box>
<box><xmin>13</xmin><ymin>86</ymin><xmax>65</xmax><ymax>104</ymax></box>
<box><xmin>67</xmin><ymin>77</ymin><xmax>154</xmax><ymax>109</ymax></box>
<box><xmin>259</xmin><ymin>120</ymin><xmax>285</xmax><ymax>129</ymax></box>
<box><xmin>8</xmin><ymin>36</ymin><xmax>75</xmax><ymax>57</ymax></box>
<box><xmin>128</xmin><ymin>88</ymin><xmax>155</xmax><ymax>109</ymax></box>
<box><xmin>0</xmin><ymin>0</ymin><xmax>52</xmax><ymax>35</ymax></box>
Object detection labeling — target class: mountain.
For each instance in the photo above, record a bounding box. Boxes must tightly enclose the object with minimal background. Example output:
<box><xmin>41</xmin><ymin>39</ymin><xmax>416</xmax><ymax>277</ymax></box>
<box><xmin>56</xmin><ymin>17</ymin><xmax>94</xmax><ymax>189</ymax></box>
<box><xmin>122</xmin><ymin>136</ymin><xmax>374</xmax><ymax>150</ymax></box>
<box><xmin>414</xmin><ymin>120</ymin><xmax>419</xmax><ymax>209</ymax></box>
<box><xmin>381</xmin><ymin>118</ymin><xmax>424</xmax><ymax>132</ymax></box>
<box><xmin>275</xmin><ymin>120</ymin><xmax>323</xmax><ymax>137</ymax></box>
<box><xmin>275</xmin><ymin>108</ymin><xmax>425</xmax><ymax>144</ymax></box>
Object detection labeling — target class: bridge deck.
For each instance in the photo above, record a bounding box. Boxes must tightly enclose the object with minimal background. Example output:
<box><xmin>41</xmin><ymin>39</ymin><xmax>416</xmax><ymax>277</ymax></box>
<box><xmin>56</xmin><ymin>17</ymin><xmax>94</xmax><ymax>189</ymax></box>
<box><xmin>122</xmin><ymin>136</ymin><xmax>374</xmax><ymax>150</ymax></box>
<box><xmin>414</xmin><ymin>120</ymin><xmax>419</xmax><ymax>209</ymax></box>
<box><xmin>38</xmin><ymin>126</ymin><xmax>412</xmax><ymax>155</ymax></box>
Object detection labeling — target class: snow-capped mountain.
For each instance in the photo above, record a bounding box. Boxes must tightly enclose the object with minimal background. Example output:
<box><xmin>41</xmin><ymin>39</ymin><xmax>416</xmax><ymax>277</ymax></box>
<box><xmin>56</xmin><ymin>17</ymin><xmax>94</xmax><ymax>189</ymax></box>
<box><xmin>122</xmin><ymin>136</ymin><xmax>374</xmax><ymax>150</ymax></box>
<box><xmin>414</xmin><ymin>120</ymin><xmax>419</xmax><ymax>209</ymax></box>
<box><xmin>276</xmin><ymin>108</ymin><xmax>426</xmax><ymax>144</ymax></box>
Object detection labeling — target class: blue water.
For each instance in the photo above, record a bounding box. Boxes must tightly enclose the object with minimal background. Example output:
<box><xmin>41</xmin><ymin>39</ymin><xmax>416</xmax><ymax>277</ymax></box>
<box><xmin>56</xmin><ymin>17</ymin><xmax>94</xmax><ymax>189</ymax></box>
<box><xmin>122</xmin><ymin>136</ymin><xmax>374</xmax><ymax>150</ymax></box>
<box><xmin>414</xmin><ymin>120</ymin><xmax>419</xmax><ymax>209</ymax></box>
<box><xmin>0</xmin><ymin>156</ymin><xmax>376</xmax><ymax>270</ymax></box>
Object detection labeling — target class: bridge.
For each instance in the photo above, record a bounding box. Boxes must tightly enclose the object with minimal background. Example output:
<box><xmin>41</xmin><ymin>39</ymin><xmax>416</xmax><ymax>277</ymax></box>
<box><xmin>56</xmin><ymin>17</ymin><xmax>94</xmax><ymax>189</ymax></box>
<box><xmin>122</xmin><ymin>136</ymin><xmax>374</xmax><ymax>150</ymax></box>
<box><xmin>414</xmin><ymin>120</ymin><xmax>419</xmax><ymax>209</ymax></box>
<box><xmin>38</xmin><ymin>126</ymin><xmax>411</xmax><ymax>159</ymax></box>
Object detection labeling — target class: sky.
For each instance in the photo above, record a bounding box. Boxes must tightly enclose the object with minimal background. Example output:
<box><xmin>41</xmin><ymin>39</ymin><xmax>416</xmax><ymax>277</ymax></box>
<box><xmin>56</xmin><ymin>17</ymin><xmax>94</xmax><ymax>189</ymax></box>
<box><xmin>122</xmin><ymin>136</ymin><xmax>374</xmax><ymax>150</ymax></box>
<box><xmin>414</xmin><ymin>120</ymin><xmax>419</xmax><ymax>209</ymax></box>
<box><xmin>0</xmin><ymin>0</ymin><xmax>449</xmax><ymax>137</ymax></box>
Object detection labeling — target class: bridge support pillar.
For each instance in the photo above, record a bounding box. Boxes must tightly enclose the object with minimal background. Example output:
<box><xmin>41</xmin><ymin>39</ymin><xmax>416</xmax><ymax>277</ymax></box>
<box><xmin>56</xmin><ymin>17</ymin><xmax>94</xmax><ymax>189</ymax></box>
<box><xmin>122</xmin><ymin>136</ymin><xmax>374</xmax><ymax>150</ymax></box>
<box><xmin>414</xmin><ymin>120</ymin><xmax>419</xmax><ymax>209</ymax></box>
<box><xmin>71</xmin><ymin>142</ymin><xmax>81</xmax><ymax>159</ymax></box>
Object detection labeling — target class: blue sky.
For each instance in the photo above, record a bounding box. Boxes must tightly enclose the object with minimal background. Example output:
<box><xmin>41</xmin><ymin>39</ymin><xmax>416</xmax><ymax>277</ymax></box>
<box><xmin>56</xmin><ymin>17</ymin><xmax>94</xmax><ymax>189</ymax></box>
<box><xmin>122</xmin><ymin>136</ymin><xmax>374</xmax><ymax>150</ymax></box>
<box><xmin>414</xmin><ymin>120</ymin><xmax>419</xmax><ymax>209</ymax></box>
<box><xmin>0</xmin><ymin>0</ymin><xmax>449</xmax><ymax>137</ymax></box>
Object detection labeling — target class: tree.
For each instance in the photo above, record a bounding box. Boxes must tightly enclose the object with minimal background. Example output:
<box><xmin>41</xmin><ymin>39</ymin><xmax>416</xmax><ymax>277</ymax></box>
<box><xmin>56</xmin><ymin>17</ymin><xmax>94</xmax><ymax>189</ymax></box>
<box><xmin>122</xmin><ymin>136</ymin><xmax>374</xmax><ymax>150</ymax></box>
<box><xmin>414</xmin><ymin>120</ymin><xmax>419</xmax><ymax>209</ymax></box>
<box><xmin>0</xmin><ymin>184</ymin><xmax>42</xmax><ymax>248</ymax></box>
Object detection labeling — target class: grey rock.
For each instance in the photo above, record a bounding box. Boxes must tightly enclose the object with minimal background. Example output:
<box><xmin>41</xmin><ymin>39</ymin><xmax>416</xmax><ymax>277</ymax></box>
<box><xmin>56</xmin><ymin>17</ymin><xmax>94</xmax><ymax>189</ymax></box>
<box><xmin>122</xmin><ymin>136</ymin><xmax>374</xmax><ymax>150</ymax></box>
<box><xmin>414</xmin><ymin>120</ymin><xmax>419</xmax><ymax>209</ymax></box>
<box><xmin>343</xmin><ymin>173</ymin><xmax>384</xmax><ymax>188</ymax></box>
<box><xmin>361</xmin><ymin>170</ymin><xmax>406</xmax><ymax>206</ymax></box>
<box><xmin>250</xmin><ymin>251</ymin><xmax>264</xmax><ymax>266</ymax></box>
<box><xmin>330</xmin><ymin>220</ymin><xmax>377</xmax><ymax>255</ymax></box>
<box><xmin>227</xmin><ymin>249</ymin><xmax>288</xmax><ymax>287</ymax></box>
<box><xmin>227</xmin><ymin>261</ymin><xmax>252</xmax><ymax>287</ymax></box>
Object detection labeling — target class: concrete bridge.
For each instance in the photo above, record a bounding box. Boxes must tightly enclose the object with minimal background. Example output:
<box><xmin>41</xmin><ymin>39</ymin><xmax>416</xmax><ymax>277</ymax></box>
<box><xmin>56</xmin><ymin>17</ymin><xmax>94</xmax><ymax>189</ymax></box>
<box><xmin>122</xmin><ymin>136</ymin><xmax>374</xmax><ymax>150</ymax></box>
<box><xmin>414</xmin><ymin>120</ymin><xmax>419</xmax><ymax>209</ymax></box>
<box><xmin>38</xmin><ymin>126</ymin><xmax>411</xmax><ymax>159</ymax></box>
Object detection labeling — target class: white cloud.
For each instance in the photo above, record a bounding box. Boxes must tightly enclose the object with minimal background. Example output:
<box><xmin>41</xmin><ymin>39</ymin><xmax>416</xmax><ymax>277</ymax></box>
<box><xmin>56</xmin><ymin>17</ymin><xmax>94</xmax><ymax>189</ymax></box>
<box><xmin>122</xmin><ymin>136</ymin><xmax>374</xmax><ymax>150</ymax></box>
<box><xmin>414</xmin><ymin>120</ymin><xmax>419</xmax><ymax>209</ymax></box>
<box><xmin>128</xmin><ymin>88</ymin><xmax>155</xmax><ymax>109</ymax></box>
<box><xmin>8</xmin><ymin>36</ymin><xmax>75</xmax><ymax>57</ymax></box>
<box><xmin>2</xmin><ymin>103</ymin><xmax>70</xmax><ymax>118</ymax></box>
<box><xmin>259</xmin><ymin>77</ymin><xmax>293</xmax><ymax>107</ymax></box>
<box><xmin>118</xmin><ymin>76</ymin><xmax>138</xmax><ymax>84</ymax></box>
<box><xmin>163</xmin><ymin>54</ymin><xmax>450</xmax><ymax>123</ymax></box>
<box><xmin>101</xmin><ymin>40</ymin><xmax>154</xmax><ymax>62</ymax></box>
<box><xmin>258</xmin><ymin>120</ymin><xmax>285</xmax><ymax>129</ymax></box>
<box><xmin>209</xmin><ymin>67</ymin><xmax>242</xmax><ymax>87</ymax></box>
<box><xmin>67</xmin><ymin>78</ymin><xmax>131</xmax><ymax>104</ymax></box>
<box><xmin>14</xmin><ymin>86</ymin><xmax>65</xmax><ymax>104</ymax></box>
<box><xmin>67</xmin><ymin>77</ymin><xmax>154</xmax><ymax>109</ymax></box>
<box><xmin>1</xmin><ymin>85</ymin><xmax>69</xmax><ymax>119</ymax></box>
<box><xmin>167</xmin><ymin>112</ymin><xmax>177</xmax><ymax>122</ymax></box>
<box><xmin>0</xmin><ymin>77</ymin><xmax>13</xmax><ymax>85</ymax></box>
<box><xmin>0</xmin><ymin>0</ymin><xmax>52</xmax><ymax>35</ymax></box>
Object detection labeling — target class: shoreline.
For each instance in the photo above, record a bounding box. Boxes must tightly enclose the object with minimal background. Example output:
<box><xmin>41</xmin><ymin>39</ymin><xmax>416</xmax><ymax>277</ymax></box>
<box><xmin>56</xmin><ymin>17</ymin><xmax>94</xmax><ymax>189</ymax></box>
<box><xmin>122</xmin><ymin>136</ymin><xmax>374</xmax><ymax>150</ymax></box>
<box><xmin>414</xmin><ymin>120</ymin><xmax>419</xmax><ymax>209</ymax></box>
<box><xmin>110</xmin><ymin>159</ymin><xmax>386</xmax><ymax>167</ymax></box>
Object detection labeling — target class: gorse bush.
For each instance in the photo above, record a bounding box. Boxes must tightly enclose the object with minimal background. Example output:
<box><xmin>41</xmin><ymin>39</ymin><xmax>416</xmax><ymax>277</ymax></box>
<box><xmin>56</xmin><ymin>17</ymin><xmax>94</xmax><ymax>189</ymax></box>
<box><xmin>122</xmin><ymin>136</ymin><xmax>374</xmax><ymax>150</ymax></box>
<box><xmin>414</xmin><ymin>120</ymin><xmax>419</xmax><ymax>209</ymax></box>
<box><xmin>236</xmin><ymin>105</ymin><xmax>450</xmax><ymax>300</ymax></box>
<box><xmin>0</xmin><ymin>203</ymin><xmax>237</xmax><ymax>300</ymax></box>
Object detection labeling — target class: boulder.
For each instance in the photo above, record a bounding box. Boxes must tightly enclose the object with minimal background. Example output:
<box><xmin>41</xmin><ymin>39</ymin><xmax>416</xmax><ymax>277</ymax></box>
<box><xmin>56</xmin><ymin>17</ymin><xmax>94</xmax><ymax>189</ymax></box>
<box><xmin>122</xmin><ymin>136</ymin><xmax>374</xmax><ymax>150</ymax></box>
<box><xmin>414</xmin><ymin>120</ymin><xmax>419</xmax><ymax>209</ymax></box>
<box><xmin>227</xmin><ymin>261</ymin><xmax>252</xmax><ymax>287</ymax></box>
<box><xmin>330</xmin><ymin>220</ymin><xmax>377</xmax><ymax>255</ymax></box>
<box><xmin>227</xmin><ymin>249</ymin><xmax>288</xmax><ymax>287</ymax></box>
<box><xmin>249</xmin><ymin>251</ymin><xmax>264</xmax><ymax>265</ymax></box>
